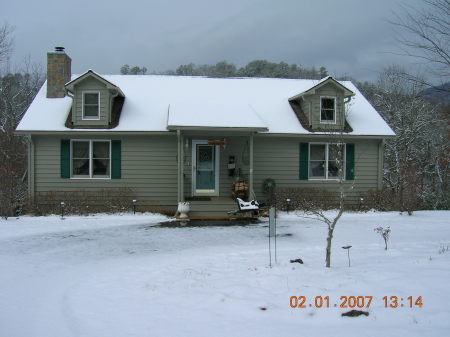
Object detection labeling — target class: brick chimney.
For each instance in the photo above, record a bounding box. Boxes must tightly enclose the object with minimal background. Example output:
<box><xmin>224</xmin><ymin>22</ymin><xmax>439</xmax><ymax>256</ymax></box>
<box><xmin>47</xmin><ymin>47</ymin><xmax>71</xmax><ymax>98</ymax></box>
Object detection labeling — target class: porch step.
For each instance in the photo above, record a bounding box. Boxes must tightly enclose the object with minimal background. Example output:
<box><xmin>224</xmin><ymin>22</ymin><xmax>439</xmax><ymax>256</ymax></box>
<box><xmin>185</xmin><ymin>197</ymin><xmax>239</xmax><ymax>217</ymax></box>
<box><xmin>175</xmin><ymin>215</ymin><xmax>256</xmax><ymax>220</ymax></box>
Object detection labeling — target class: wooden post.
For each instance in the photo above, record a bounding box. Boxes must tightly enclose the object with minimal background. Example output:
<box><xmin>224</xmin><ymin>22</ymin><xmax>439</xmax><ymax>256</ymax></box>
<box><xmin>249</xmin><ymin>133</ymin><xmax>254</xmax><ymax>199</ymax></box>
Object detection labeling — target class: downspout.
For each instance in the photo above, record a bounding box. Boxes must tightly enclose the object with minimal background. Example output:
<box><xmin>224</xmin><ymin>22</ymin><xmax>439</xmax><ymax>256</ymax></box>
<box><xmin>109</xmin><ymin>89</ymin><xmax>119</xmax><ymax>125</ymax></box>
<box><xmin>378</xmin><ymin>138</ymin><xmax>385</xmax><ymax>189</ymax></box>
<box><xmin>65</xmin><ymin>89</ymin><xmax>75</xmax><ymax>123</ymax></box>
<box><xmin>27</xmin><ymin>135</ymin><xmax>35</xmax><ymax>199</ymax></box>
<box><xmin>343</xmin><ymin>95</ymin><xmax>354</xmax><ymax>128</ymax></box>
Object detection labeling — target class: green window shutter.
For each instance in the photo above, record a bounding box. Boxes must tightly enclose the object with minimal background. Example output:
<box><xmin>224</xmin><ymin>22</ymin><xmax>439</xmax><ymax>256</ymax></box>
<box><xmin>61</xmin><ymin>139</ymin><xmax>70</xmax><ymax>179</ymax></box>
<box><xmin>111</xmin><ymin>140</ymin><xmax>121</xmax><ymax>179</ymax></box>
<box><xmin>299</xmin><ymin>142</ymin><xmax>309</xmax><ymax>180</ymax></box>
<box><xmin>346</xmin><ymin>143</ymin><xmax>355</xmax><ymax>180</ymax></box>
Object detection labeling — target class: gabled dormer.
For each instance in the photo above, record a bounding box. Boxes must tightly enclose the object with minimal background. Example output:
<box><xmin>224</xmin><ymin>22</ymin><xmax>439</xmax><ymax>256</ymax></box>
<box><xmin>289</xmin><ymin>77</ymin><xmax>355</xmax><ymax>132</ymax></box>
<box><xmin>65</xmin><ymin>70</ymin><xmax>125</xmax><ymax>129</ymax></box>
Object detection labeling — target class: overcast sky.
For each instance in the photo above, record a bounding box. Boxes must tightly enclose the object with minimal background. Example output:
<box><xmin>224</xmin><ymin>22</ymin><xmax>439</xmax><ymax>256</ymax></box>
<box><xmin>2</xmin><ymin>0</ymin><xmax>424</xmax><ymax>82</ymax></box>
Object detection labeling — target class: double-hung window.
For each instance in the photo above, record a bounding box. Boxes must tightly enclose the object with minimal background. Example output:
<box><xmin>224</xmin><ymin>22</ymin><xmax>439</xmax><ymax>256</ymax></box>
<box><xmin>309</xmin><ymin>143</ymin><xmax>345</xmax><ymax>180</ymax></box>
<box><xmin>71</xmin><ymin>140</ymin><xmax>111</xmax><ymax>178</ymax></box>
<box><xmin>82</xmin><ymin>91</ymin><xmax>100</xmax><ymax>119</ymax></box>
<box><xmin>320</xmin><ymin>97</ymin><xmax>336</xmax><ymax>123</ymax></box>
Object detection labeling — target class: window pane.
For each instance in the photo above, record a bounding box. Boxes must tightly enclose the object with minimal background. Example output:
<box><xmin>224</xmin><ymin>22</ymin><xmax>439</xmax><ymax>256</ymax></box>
<box><xmin>321</xmin><ymin>98</ymin><xmax>335</xmax><ymax>121</ymax></box>
<box><xmin>197</xmin><ymin>145</ymin><xmax>214</xmax><ymax>171</ymax></box>
<box><xmin>73</xmin><ymin>141</ymin><xmax>89</xmax><ymax>158</ymax></box>
<box><xmin>84</xmin><ymin>93</ymin><xmax>98</xmax><ymax>104</ymax></box>
<box><xmin>93</xmin><ymin>142</ymin><xmax>110</xmax><ymax>158</ymax></box>
<box><xmin>322</xmin><ymin>98</ymin><xmax>334</xmax><ymax>109</ymax></box>
<box><xmin>328</xmin><ymin>144</ymin><xmax>344</xmax><ymax>161</ymax></box>
<box><xmin>328</xmin><ymin>161</ymin><xmax>340</xmax><ymax>177</ymax></box>
<box><xmin>310</xmin><ymin>144</ymin><xmax>325</xmax><ymax>160</ymax></box>
<box><xmin>73</xmin><ymin>159</ymin><xmax>89</xmax><ymax>176</ymax></box>
<box><xmin>93</xmin><ymin>159</ymin><xmax>110</xmax><ymax>176</ymax></box>
<box><xmin>84</xmin><ymin>105</ymin><xmax>99</xmax><ymax>117</ymax></box>
<box><xmin>310</xmin><ymin>161</ymin><xmax>325</xmax><ymax>178</ymax></box>
<box><xmin>321</xmin><ymin>109</ymin><xmax>334</xmax><ymax>121</ymax></box>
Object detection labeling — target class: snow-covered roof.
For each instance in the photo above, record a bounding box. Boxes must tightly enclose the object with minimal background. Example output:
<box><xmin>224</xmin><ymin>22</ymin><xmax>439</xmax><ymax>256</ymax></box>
<box><xmin>16</xmin><ymin>74</ymin><xmax>395</xmax><ymax>136</ymax></box>
<box><xmin>167</xmin><ymin>102</ymin><xmax>267</xmax><ymax>131</ymax></box>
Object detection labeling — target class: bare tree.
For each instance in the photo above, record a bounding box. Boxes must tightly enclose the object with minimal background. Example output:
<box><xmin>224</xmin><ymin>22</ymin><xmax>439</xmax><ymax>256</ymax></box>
<box><xmin>373</xmin><ymin>66</ymin><xmax>449</xmax><ymax>211</ymax></box>
<box><xmin>0</xmin><ymin>32</ymin><xmax>44</xmax><ymax>217</ymax></box>
<box><xmin>297</xmin><ymin>141</ymin><xmax>352</xmax><ymax>268</ymax></box>
<box><xmin>0</xmin><ymin>23</ymin><xmax>14</xmax><ymax>64</ymax></box>
<box><xmin>391</xmin><ymin>0</ymin><xmax>450</xmax><ymax>90</ymax></box>
<box><xmin>296</xmin><ymin>101</ymin><xmax>356</xmax><ymax>268</ymax></box>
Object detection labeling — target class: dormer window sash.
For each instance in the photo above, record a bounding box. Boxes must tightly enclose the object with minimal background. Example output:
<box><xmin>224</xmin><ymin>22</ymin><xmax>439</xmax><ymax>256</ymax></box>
<box><xmin>82</xmin><ymin>91</ymin><xmax>100</xmax><ymax>120</ymax></box>
<box><xmin>320</xmin><ymin>96</ymin><xmax>337</xmax><ymax>124</ymax></box>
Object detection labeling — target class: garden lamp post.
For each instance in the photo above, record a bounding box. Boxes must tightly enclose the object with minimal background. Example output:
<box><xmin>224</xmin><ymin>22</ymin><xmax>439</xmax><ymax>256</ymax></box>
<box><xmin>60</xmin><ymin>202</ymin><xmax>65</xmax><ymax>219</ymax></box>
<box><xmin>132</xmin><ymin>200</ymin><xmax>137</xmax><ymax>215</ymax></box>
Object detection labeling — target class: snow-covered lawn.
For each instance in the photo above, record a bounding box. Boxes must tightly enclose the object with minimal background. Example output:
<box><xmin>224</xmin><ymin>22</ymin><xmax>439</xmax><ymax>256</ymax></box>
<box><xmin>0</xmin><ymin>211</ymin><xmax>449</xmax><ymax>337</ymax></box>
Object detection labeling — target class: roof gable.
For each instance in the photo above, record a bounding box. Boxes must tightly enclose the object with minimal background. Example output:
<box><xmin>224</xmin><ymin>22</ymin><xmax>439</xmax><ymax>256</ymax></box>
<box><xmin>65</xmin><ymin>70</ymin><xmax>125</xmax><ymax>96</ymax></box>
<box><xmin>288</xmin><ymin>76</ymin><xmax>355</xmax><ymax>101</ymax></box>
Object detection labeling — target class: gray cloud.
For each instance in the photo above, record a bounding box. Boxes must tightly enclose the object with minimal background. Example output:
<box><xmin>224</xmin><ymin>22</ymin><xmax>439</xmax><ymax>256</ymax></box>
<box><xmin>2</xmin><ymin>0</ymin><xmax>424</xmax><ymax>81</ymax></box>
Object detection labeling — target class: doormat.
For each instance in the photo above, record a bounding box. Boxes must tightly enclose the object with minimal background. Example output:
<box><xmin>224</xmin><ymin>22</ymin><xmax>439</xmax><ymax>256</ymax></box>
<box><xmin>185</xmin><ymin>196</ymin><xmax>212</xmax><ymax>201</ymax></box>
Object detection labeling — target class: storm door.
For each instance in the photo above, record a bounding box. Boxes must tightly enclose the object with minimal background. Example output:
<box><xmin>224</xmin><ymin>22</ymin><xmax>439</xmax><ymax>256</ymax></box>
<box><xmin>192</xmin><ymin>140</ymin><xmax>220</xmax><ymax>195</ymax></box>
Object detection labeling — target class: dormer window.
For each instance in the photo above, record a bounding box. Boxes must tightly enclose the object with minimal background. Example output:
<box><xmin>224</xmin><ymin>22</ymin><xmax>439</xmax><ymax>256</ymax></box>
<box><xmin>320</xmin><ymin>97</ymin><xmax>336</xmax><ymax>124</ymax></box>
<box><xmin>82</xmin><ymin>91</ymin><xmax>100</xmax><ymax>120</ymax></box>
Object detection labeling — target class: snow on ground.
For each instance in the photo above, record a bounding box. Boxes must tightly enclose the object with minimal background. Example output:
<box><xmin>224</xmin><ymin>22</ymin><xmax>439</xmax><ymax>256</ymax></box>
<box><xmin>0</xmin><ymin>211</ymin><xmax>449</xmax><ymax>337</ymax></box>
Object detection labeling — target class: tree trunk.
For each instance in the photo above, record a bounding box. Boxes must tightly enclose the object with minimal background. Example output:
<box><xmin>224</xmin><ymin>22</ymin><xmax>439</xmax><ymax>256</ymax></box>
<box><xmin>325</xmin><ymin>227</ymin><xmax>334</xmax><ymax>268</ymax></box>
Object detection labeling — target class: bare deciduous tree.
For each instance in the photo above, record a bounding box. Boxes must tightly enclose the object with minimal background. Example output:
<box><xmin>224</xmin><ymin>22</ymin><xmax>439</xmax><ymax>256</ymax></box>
<box><xmin>0</xmin><ymin>23</ymin><xmax>14</xmax><ymax>64</ymax></box>
<box><xmin>391</xmin><ymin>0</ymin><xmax>450</xmax><ymax>90</ymax></box>
<box><xmin>297</xmin><ymin>101</ymin><xmax>356</xmax><ymax>268</ymax></box>
<box><xmin>373</xmin><ymin>66</ymin><xmax>449</xmax><ymax>211</ymax></box>
<box><xmin>298</xmin><ymin>142</ymin><xmax>350</xmax><ymax>268</ymax></box>
<box><xmin>0</xmin><ymin>27</ymin><xmax>44</xmax><ymax>218</ymax></box>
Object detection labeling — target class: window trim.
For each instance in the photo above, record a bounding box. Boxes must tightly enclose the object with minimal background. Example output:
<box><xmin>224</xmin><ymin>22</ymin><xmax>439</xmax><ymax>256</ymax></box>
<box><xmin>308</xmin><ymin>142</ymin><xmax>346</xmax><ymax>180</ymax></box>
<box><xmin>70</xmin><ymin>139</ymin><xmax>111</xmax><ymax>179</ymax></box>
<box><xmin>319</xmin><ymin>96</ymin><xmax>337</xmax><ymax>124</ymax></box>
<box><xmin>82</xmin><ymin>91</ymin><xmax>101</xmax><ymax>120</ymax></box>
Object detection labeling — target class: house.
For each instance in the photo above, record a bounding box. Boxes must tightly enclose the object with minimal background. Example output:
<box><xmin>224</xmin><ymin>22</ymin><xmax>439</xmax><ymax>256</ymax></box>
<box><xmin>16</xmin><ymin>48</ymin><xmax>395</xmax><ymax>217</ymax></box>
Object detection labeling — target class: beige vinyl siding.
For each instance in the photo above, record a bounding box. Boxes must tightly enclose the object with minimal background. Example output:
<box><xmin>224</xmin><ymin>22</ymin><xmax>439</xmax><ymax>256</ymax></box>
<box><xmin>253</xmin><ymin>136</ymin><xmax>381</xmax><ymax>203</ymax></box>
<box><xmin>72</xmin><ymin>77</ymin><xmax>110</xmax><ymax>127</ymax></box>
<box><xmin>33</xmin><ymin>133</ymin><xmax>382</xmax><ymax>209</ymax></box>
<box><xmin>34</xmin><ymin>135</ymin><xmax>178</xmax><ymax>207</ymax></box>
<box><xmin>300</xmin><ymin>83</ymin><xmax>345</xmax><ymax>130</ymax></box>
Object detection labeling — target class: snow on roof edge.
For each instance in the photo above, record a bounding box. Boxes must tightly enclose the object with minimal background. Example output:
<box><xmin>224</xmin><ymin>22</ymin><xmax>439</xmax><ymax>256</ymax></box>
<box><xmin>16</xmin><ymin>75</ymin><xmax>395</xmax><ymax>137</ymax></box>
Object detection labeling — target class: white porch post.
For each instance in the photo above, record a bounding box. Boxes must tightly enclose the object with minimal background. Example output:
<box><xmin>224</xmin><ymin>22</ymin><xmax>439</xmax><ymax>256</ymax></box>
<box><xmin>249</xmin><ymin>133</ymin><xmax>254</xmax><ymax>199</ymax></box>
<box><xmin>177</xmin><ymin>130</ymin><xmax>182</xmax><ymax>203</ymax></box>
<box><xmin>180</xmin><ymin>133</ymin><xmax>185</xmax><ymax>202</ymax></box>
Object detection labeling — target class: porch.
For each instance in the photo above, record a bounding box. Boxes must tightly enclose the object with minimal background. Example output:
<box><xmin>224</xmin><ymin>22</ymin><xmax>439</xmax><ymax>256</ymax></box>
<box><xmin>182</xmin><ymin>197</ymin><xmax>244</xmax><ymax>219</ymax></box>
<box><xmin>175</xmin><ymin>131</ymin><xmax>260</xmax><ymax>219</ymax></box>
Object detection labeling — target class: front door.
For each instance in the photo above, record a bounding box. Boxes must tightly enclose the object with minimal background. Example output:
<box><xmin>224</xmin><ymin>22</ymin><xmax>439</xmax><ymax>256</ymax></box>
<box><xmin>192</xmin><ymin>140</ymin><xmax>219</xmax><ymax>196</ymax></box>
